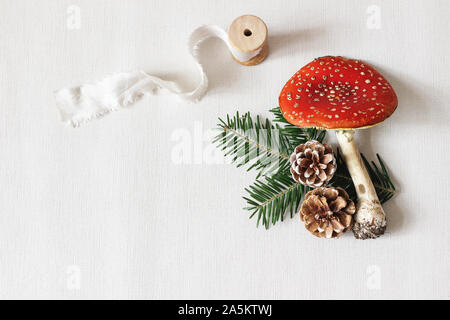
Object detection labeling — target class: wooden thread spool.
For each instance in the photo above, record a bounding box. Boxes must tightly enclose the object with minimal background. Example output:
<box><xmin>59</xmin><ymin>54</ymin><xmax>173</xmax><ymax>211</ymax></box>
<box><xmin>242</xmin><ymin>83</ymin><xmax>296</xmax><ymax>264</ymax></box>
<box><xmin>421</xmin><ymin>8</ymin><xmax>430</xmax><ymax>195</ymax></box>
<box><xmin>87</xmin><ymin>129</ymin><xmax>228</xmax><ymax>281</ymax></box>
<box><xmin>227</xmin><ymin>15</ymin><xmax>268</xmax><ymax>66</ymax></box>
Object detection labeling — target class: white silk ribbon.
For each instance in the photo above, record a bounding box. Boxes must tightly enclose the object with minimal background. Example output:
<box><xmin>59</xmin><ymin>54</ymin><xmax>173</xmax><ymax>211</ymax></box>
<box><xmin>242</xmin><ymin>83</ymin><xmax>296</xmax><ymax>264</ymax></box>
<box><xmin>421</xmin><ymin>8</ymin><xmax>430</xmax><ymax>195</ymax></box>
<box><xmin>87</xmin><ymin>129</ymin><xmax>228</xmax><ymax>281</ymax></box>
<box><xmin>55</xmin><ymin>25</ymin><xmax>261</xmax><ymax>127</ymax></box>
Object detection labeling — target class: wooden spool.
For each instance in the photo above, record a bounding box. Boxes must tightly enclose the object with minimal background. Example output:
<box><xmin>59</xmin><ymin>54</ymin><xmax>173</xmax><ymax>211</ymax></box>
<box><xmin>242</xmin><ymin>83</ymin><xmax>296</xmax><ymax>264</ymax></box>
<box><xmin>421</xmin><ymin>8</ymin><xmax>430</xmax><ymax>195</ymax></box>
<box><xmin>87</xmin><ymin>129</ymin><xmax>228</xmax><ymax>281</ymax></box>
<box><xmin>227</xmin><ymin>15</ymin><xmax>268</xmax><ymax>66</ymax></box>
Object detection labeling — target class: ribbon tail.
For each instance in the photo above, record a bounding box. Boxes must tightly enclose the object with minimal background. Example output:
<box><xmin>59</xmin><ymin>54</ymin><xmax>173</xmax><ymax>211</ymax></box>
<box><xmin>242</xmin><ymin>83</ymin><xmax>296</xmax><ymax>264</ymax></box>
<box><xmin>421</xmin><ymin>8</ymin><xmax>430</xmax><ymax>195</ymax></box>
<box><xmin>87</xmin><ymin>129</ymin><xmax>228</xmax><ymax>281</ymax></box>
<box><xmin>54</xmin><ymin>25</ymin><xmax>228</xmax><ymax>127</ymax></box>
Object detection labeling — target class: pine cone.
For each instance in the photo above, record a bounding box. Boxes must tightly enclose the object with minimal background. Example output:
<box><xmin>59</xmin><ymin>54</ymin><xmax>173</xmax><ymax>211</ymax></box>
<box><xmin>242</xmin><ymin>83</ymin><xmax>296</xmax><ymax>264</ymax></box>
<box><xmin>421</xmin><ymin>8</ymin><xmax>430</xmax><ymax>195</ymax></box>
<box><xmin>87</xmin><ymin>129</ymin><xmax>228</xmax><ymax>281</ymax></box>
<box><xmin>289</xmin><ymin>140</ymin><xmax>336</xmax><ymax>188</ymax></box>
<box><xmin>300</xmin><ymin>187</ymin><xmax>356</xmax><ymax>238</ymax></box>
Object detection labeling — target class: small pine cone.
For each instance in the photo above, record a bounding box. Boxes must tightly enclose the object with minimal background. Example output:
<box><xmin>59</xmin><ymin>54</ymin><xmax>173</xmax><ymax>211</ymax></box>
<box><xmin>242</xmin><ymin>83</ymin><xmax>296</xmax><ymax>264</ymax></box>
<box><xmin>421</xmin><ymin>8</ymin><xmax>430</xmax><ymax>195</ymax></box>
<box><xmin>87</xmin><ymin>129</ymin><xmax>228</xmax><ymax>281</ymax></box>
<box><xmin>300</xmin><ymin>187</ymin><xmax>356</xmax><ymax>238</ymax></box>
<box><xmin>289</xmin><ymin>140</ymin><xmax>336</xmax><ymax>188</ymax></box>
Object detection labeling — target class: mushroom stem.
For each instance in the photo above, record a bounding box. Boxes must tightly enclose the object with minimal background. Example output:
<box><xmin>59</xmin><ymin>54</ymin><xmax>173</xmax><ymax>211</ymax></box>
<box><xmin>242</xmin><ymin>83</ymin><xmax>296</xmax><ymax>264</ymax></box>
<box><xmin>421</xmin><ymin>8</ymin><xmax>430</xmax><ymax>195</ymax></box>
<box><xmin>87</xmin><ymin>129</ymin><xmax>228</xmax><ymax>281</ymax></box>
<box><xmin>335</xmin><ymin>130</ymin><xmax>386</xmax><ymax>239</ymax></box>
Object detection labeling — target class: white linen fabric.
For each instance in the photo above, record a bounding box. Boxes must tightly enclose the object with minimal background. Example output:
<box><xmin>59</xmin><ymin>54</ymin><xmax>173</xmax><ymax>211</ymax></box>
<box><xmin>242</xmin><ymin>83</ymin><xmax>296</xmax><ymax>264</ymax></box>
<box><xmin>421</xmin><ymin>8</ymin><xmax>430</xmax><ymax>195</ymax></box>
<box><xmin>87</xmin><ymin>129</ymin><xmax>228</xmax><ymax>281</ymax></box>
<box><xmin>1</xmin><ymin>0</ymin><xmax>449</xmax><ymax>300</ymax></box>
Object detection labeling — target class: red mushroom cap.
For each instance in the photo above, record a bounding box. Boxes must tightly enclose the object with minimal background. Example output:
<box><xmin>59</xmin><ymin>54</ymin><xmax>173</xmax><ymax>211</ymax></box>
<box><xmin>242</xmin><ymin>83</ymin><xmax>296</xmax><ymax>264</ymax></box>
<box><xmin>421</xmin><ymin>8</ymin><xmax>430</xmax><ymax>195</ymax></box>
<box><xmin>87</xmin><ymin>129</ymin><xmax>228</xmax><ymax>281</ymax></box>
<box><xmin>279</xmin><ymin>56</ymin><xmax>398</xmax><ymax>129</ymax></box>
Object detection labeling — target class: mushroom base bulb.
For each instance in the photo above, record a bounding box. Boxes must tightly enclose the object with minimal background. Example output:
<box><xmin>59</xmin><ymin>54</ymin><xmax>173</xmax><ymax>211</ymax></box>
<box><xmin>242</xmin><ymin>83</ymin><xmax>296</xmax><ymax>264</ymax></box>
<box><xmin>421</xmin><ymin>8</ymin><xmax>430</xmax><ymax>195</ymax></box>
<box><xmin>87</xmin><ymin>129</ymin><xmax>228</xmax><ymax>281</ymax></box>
<box><xmin>352</xmin><ymin>199</ymin><xmax>387</xmax><ymax>239</ymax></box>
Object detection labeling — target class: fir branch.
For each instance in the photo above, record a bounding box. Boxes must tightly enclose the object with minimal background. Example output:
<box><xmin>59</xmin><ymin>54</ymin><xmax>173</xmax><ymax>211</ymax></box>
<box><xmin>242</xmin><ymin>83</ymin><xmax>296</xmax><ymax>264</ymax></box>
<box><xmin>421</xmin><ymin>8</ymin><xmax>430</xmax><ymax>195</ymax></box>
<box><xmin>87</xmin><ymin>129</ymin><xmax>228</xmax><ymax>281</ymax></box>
<box><xmin>213</xmin><ymin>111</ymin><xmax>292</xmax><ymax>177</ymax></box>
<box><xmin>243</xmin><ymin>170</ymin><xmax>307</xmax><ymax>229</ymax></box>
<box><xmin>269</xmin><ymin>107</ymin><xmax>326</xmax><ymax>146</ymax></box>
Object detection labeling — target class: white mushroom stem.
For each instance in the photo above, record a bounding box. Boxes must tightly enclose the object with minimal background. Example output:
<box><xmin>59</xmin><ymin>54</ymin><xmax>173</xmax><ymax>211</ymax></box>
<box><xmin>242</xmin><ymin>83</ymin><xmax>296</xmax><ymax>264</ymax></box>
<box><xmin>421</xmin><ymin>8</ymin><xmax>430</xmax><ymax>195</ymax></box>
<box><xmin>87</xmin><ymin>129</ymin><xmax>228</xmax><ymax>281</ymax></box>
<box><xmin>335</xmin><ymin>130</ymin><xmax>386</xmax><ymax>239</ymax></box>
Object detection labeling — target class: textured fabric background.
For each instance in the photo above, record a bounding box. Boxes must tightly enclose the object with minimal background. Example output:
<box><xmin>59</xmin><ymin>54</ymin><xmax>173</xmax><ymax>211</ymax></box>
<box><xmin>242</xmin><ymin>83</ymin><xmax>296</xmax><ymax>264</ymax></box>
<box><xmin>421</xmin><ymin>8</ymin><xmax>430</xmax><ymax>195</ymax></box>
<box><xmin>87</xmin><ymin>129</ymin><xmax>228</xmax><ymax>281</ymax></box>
<box><xmin>0</xmin><ymin>0</ymin><xmax>449</xmax><ymax>299</ymax></box>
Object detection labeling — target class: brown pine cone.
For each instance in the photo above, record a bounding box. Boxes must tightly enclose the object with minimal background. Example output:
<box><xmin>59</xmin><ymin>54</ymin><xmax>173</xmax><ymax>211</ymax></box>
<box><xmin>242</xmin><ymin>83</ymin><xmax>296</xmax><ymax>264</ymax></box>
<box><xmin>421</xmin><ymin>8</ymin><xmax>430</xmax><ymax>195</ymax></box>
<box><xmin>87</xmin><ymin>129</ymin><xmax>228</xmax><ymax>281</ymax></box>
<box><xmin>300</xmin><ymin>187</ymin><xmax>356</xmax><ymax>238</ymax></box>
<box><xmin>289</xmin><ymin>140</ymin><xmax>336</xmax><ymax>188</ymax></box>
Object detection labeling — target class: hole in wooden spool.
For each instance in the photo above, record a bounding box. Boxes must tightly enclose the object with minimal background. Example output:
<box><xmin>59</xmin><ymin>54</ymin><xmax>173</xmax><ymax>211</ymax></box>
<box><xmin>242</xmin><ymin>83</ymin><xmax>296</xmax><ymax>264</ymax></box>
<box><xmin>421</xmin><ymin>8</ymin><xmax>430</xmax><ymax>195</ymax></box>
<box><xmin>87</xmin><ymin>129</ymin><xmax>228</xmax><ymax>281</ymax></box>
<box><xmin>243</xmin><ymin>29</ymin><xmax>252</xmax><ymax>37</ymax></box>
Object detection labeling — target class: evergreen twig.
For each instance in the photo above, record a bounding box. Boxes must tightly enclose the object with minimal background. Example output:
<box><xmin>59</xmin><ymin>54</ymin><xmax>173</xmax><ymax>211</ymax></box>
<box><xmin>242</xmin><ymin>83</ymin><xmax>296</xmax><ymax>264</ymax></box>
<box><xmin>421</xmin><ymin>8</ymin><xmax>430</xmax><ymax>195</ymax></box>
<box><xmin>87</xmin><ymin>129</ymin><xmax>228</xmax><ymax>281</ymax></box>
<box><xmin>214</xmin><ymin>111</ymin><xmax>313</xmax><ymax>178</ymax></box>
<box><xmin>269</xmin><ymin>107</ymin><xmax>326</xmax><ymax>145</ymax></box>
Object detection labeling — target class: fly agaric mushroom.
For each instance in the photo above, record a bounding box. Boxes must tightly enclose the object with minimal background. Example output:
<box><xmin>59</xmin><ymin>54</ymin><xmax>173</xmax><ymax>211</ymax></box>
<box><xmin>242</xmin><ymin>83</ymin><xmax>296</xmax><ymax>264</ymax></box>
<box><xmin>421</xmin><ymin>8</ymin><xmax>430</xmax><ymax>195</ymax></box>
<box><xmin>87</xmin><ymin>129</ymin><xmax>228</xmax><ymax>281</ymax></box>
<box><xmin>279</xmin><ymin>56</ymin><xmax>397</xmax><ymax>239</ymax></box>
